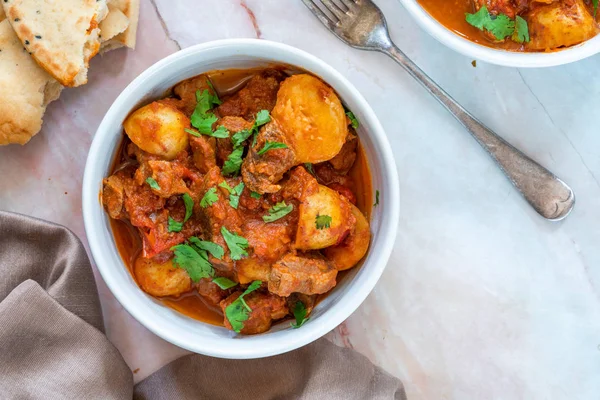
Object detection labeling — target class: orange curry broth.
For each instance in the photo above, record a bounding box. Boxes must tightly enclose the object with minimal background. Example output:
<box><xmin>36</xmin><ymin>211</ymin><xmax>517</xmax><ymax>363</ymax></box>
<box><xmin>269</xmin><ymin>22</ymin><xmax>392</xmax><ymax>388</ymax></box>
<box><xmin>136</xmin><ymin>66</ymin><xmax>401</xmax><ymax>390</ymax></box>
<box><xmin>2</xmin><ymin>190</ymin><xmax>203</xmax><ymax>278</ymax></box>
<box><xmin>417</xmin><ymin>0</ymin><xmax>598</xmax><ymax>52</ymax></box>
<box><xmin>107</xmin><ymin>67</ymin><xmax>374</xmax><ymax>327</ymax></box>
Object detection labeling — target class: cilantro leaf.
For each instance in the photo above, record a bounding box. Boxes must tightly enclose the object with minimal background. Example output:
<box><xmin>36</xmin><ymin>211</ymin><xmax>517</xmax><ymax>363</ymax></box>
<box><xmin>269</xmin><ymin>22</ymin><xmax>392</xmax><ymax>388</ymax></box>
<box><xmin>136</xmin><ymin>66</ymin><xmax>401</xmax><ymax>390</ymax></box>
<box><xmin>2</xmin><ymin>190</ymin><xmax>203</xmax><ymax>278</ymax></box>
<box><xmin>374</xmin><ymin>190</ymin><xmax>380</xmax><ymax>207</ymax></box>
<box><xmin>221</xmin><ymin>226</ymin><xmax>249</xmax><ymax>260</ymax></box>
<box><xmin>255</xmin><ymin>110</ymin><xmax>271</xmax><ymax>127</ymax></box>
<box><xmin>230</xmin><ymin>182</ymin><xmax>245</xmax><ymax>209</ymax></box>
<box><xmin>257</xmin><ymin>141</ymin><xmax>288</xmax><ymax>156</ymax></box>
<box><xmin>146</xmin><ymin>177</ymin><xmax>160</xmax><ymax>190</ymax></box>
<box><xmin>513</xmin><ymin>16</ymin><xmax>529</xmax><ymax>43</ymax></box>
<box><xmin>171</xmin><ymin>244</ymin><xmax>214</xmax><ymax>282</ymax></box>
<box><xmin>304</xmin><ymin>163</ymin><xmax>315</xmax><ymax>176</ymax></box>
<box><xmin>219</xmin><ymin>180</ymin><xmax>244</xmax><ymax>209</ymax></box>
<box><xmin>346</xmin><ymin>110</ymin><xmax>359</xmax><ymax>129</ymax></box>
<box><xmin>594</xmin><ymin>0</ymin><xmax>598</xmax><ymax>17</ymax></box>
<box><xmin>168</xmin><ymin>216</ymin><xmax>183</xmax><ymax>232</ymax></box>
<box><xmin>250</xmin><ymin>191</ymin><xmax>261</xmax><ymax>199</ymax></box>
<box><xmin>290</xmin><ymin>301</ymin><xmax>309</xmax><ymax>328</ymax></box>
<box><xmin>465</xmin><ymin>6</ymin><xmax>488</xmax><ymax>29</ymax></box>
<box><xmin>465</xmin><ymin>6</ymin><xmax>515</xmax><ymax>40</ymax></box>
<box><xmin>218</xmin><ymin>181</ymin><xmax>234</xmax><ymax>193</ymax></box>
<box><xmin>212</xmin><ymin>125</ymin><xmax>230</xmax><ymax>139</ymax></box>
<box><xmin>224</xmin><ymin>280</ymin><xmax>262</xmax><ymax>333</ymax></box>
<box><xmin>206</xmin><ymin>80</ymin><xmax>221</xmax><ymax>105</ymax></box>
<box><xmin>189</xmin><ymin>237</ymin><xmax>224</xmax><ymax>259</ymax></box>
<box><xmin>263</xmin><ymin>201</ymin><xmax>293</xmax><ymax>222</ymax></box>
<box><xmin>486</xmin><ymin>14</ymin><xmax>514</xmax><ymax>40</ymax></box>
<box><xmin>222</xmin><ymin>146</ymin><xmax>244</xmax><ymax>176</ymax></box>
<box><xmin>191</xmin><ymin>113</ymin><xmax>218</xmax><ymax>134</ymax></box>
<box><xmin>231</xmin><ymin>129</ymin><xmax>253</xmax><ymax>148</ymax></box>
<box><xmin>200</xmin><ymin>188</ymin><xmax>219</xmax><ymax>208</ymax></box>
<box><xmin>315</xmin><ymin>215</ymin><xmax>332</xmax><ymax>230</ymax></box>
<box><xmin>185</xmin><ymin>128</ymin><xmax>201</xmax><ymax>137</ymax></box>
<box><xmin>194</xmin><ymin>89</ymin><xmax>220</xmax><ymax>115</ymax></box>
<box><xmin>183</xmin><ymin>193</ymin><xmax>194</xmax><ymax>222</ymax></box>
<box><xmin>213</xmin><ymin>276</ymin><xmax>238</xmax><ymax>290</ymax></box>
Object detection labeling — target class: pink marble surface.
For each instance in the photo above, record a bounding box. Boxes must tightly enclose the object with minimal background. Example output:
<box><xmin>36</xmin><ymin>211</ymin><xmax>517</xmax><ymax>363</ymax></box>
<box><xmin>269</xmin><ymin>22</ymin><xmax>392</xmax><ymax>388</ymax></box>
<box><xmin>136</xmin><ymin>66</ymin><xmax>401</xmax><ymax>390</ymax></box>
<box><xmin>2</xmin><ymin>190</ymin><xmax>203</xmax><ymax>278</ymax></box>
<box><xmin>2</xmin><ymin>0</ymin><xmax>600</xmax><ymax>398</ymax></box>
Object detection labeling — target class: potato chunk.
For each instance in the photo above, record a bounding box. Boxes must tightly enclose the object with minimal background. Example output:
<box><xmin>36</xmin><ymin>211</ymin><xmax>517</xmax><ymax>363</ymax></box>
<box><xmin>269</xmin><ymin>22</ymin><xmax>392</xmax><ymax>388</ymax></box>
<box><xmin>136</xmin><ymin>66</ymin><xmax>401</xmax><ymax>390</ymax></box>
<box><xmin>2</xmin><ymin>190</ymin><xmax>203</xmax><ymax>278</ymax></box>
<box><xmin>295</xmin><ymin>184</ymin><xmax>356</xmax><ymax>250</ymax></box>
<box><xmin>123</xmin><ymin>101</ymin><xmax>190</xmax><ymax>160</ymax></box>
<box><xmin>134</xmin><ymin>257</ymin><xmax>191</xmax><ymax>297</ymax></box>
<box><xmin>323</xmin><ymin>204</ymin><xmax>371</xmax><ymax>271</ymax></box>
<box><xmin>527</xmin><ymin>0</ymin><xmax>597</xmax><ymax>51</ymax></box>
<box><xmin>272</xmin><ymin>74</ymin><xmax>347</xmax><ymax>164</ymax></box>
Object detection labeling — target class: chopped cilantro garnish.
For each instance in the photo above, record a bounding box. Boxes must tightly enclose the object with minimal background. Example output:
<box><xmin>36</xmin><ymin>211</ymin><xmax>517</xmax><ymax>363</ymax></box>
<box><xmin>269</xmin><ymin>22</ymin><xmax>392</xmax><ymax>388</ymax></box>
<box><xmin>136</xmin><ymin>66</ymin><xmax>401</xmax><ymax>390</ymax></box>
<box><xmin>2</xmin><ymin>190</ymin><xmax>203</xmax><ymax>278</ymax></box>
<box><xmin>206</xmin><ymin>79</ymin><xmax>221</xmax><ymax>104</ymax></box>
<box><xmin>257</xmin><ymin>141</ymin><xmax>288</xmax><ymax>156</ymax></box>
<box><xmin>290</xmin><ymin>301</ymin><xmax>309</xmax><ymax>328</ymax></box>
<box><xmin>192</xmin><ymin>113</ymin><xmax>218</xmax><ymax>135</ymax></box>
<box><xmin>218</xmin><ymin>180</ymin><xmax>245</xmax><ymax>209</ymax></box>
<box><xmin>231</xmin><ymin>129</ymin><xmax>253</xmax><ymax>147</ymax></box>
<box><xmin>250</xmin><ymin>191</ymin><xmax>261</xmax><ymax>199</ymax></box>
<box><xmin>213</xmin><ymin>277</ymin><xmax>238</xmax><ymax>290</ymax></box>
<box><xmin>185</xmin><ymin>128</ymin><xmax>201</xmax><ymax>137</ymax></box>
<box><xmin>315</xmin><ymin>215</ymin><xmax>332</xmax><ymax>230</ymax></box>
<box><xmin>183</xmin><ymin>193</ymin><xmax>194</xmax><ymax>222</ymax></box>
<box><xmin>255</xmin><ymin>110</ymin><xmax>271</xmax><ymax>126</ymax></box>
<box><xmin>145</xmin><ymin>177</ymin><xmax>160</xmax><ymax>190</ymax></box>
<box><xmin>304</xmin><ymin>163</ymin><xmax>315</xmax><ymax>176</ymax></box>
<box><xmin>189</xmin><ymin>237</ymin><xmax>225</xmax><ymax>259</ymax></box>
<box><xmin>346</xmin><ymin>111</ymin><xmax>359</xmax><ymax>129</ymax></box>
<box><xmin>594</xmin><ymin>0</ymin><xmax>598</xmax><ymax>17</ymax></box>
<box><xmin>224</xmin><ymin>280</ymin><xmax>262</xmax><ymax>333</ymax></box>
<box><xmin>513</xmin><ymin>16</ymin><xmax>530</xmax><ymax>43</ymax></box>
<box><xmin>212</xmin><ymin>125</ymin><xmax>230</xmax><ymax>139</ymax></box>
<box><xmin>170</xmin><ymin>244</ymin><xmax>214</xmax><ymax>282</ymax></box>
<box><xmin>465</xmin><ymin>6</ymin><xmax>515</xmax><ymax>40</ymax></box>
<box><xmin>200</xmin><ymin>188</ymin><xmax>219</xmax><ymax>208</ymax></box>
<box><xmin>168</xmin><ymin>216</ymin><xmax>183</xmax><ymax>232</ymax></box>
<box><xmin>221</xmin><ymin>226</ymin><xmax>249</xmax><ymax>260</ymax></box>
<box><xmin>263</xmin><ymin>201</ymin><xmax>293</xmax><ymax>222</ymax></box>
<box><xmin>222</xmin><ymin>147</ymin><xmax>244</xmax><ymax>176</ymax></box>
<box><xmin>374</xmin><ymin>190</ymin><xmax>380</xmax><ymax>207</ymax></box>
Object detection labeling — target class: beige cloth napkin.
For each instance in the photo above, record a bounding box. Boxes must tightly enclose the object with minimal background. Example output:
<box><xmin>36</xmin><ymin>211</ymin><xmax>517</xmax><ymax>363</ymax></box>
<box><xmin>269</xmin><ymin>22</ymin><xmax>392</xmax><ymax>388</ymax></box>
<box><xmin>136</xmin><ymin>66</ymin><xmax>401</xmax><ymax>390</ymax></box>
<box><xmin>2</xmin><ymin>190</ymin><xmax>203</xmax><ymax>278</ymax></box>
<box><xmin>0</xmin><ymin>211</ymin><xmax>406</xmax><ymax>399</ymax></box>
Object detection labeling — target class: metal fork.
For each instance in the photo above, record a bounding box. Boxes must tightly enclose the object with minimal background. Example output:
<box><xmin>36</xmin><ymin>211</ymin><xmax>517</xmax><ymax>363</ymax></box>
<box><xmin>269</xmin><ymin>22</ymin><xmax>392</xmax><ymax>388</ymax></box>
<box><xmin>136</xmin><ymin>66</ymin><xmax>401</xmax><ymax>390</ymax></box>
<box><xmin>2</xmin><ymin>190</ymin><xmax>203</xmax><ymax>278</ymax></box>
<box><xmin>302</xmin><ymin>0</ymin><xmax>575</xmax><ymax>221</ymax></box>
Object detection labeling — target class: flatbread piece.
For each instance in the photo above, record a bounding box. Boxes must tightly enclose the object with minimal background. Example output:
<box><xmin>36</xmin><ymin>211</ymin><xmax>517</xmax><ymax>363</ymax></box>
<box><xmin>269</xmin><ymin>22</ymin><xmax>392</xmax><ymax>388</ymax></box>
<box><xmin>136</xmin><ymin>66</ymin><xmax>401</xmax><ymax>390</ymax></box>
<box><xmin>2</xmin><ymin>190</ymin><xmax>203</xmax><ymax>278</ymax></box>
<box><xmin>0</xmin><ymin>19</ymin><xmax>62</xmax><ymax>145</ymax></box>
<box><xmin>3</xmin><ymin>0</ymin><xmax>109</xmax><ymax>87</ymax></box>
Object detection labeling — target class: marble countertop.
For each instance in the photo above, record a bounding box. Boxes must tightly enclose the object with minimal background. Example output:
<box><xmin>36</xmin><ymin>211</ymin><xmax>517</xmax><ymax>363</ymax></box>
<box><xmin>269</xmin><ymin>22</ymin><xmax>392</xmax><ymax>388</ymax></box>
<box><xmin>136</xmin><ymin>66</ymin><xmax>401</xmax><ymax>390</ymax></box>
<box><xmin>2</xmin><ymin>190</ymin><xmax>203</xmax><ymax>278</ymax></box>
<box><xmin>1</xmin><ymin>0</ymin><xmax>599</xmax><ymax>398</ymax></box>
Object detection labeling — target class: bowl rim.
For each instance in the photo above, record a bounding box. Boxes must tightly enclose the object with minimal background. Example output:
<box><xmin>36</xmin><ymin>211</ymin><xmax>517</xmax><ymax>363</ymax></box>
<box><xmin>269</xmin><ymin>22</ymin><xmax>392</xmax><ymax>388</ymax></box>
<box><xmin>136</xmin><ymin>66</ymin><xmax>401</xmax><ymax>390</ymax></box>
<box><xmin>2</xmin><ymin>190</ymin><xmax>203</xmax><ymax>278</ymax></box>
<box><xmin>397</xmin><ymin>0</ymin><xmax>600</xmax><ymax>68</ymax></box>
<box><xmin>82</xmin><ymin>38</ymin><xmax>400</xmax><ymax>358</ymax></box>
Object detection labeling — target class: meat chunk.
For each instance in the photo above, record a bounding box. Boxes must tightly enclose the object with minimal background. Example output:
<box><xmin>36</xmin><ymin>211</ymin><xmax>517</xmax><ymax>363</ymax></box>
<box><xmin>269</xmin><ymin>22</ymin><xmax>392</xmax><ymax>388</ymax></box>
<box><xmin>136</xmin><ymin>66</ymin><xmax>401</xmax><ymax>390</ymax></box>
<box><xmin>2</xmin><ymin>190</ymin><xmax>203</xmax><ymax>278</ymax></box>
<box><xmin>134</xmin><ymin>257</ymin><xmax>191</xmax><ymax>297</ymax></box>
<box><xmin>474</xmin><ymin>0</ymin><xmax>518</xmax><ymax>18</ymax></box>
<box><xmin>197</xmin><ymin>278</ymin><xmax>231</xmax><ymax>306</ymax></box>
<box><xmin>269</xmin><ymin>253</ymin><xmax>338</xmax><ymax>297</ymax></box>
<box><xmin>236</xmin><ymin>220</ymin><xmax>294</xmax><ymax>284</ymax></box>
<box><xmin>189</xmin><ymin>134</ymin><xmax>217</xmax><ymax>173</ymax></box>
<box><xmin>241</xmin><ymin>120</ymin><xmax>296</xmax><ymax>194</ymax></box>
<box><xmin>217</xmin><ymin>69</ymin><xmax>285</xmax><ymax>120</ymax></box>
<box><xmin>144</xmin><ymin>160</ymin><xmax>191</xmax><ymax>198</ymax></box>
<box><xmin>215</xmin><ymin>116</ymin><xmax>254</xmax><ymax>165</ymax></box>
<box><xmin>102</xmin><ymin>172</ymin><xmax>129</xmax><ymax>219</ymax></box>
<box><xmin>280</xmin><ymin>166</ymin><xmax>320</xmax><ymax>202</ymax></box>
<box><xmin>328</xmin><ymin>132</ymin><xmax>357</xmax><ymax>174</ymax></box>
<box><xmin>220</xmin><ymin>290</ymin><xmax>289</xmax><ymax>334</ymax></box>
<box><xmin>173</xmin><ymin>74</ymin><xmax>214</xmax><ymax>115</ymax></box>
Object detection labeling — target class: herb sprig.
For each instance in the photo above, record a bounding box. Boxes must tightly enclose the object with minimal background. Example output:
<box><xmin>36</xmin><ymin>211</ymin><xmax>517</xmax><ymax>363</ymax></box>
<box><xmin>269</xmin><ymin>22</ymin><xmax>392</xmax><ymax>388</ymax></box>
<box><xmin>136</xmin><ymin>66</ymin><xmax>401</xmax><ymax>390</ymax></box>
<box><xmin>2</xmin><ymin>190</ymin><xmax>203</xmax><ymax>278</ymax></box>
<box><xmin>224</xmin><ymin>280</ymin><xmax>262</xmax><ymax>333</ymax></box>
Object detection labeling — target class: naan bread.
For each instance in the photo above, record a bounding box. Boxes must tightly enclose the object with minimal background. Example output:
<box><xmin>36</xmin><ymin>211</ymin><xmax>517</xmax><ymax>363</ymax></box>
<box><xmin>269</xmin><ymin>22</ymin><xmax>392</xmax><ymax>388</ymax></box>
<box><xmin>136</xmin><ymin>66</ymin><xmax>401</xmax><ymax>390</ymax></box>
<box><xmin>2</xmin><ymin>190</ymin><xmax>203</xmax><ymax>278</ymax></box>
<box><xmin>100</xmin><ymin>5</ymin><xmax>130</xmax><ymax>51</ymax></box>
<box><xmin>3</xmin><ymin>0</ymin><xmax>109</xmax><ymax>87</ymax></box>
<box><xmin>106</xmin><ymin>0</ymin><xmax>140</xmax><ymax>50</ymax></box>
<box><xmin>0</xmin><ymin>19</ymin><xmax>62</xmax><ymax>145</ymax></box>
<box><xmin>0</xmin><ymin>6</ymin><xmax>5</xmax><ymax>22</ymax></box>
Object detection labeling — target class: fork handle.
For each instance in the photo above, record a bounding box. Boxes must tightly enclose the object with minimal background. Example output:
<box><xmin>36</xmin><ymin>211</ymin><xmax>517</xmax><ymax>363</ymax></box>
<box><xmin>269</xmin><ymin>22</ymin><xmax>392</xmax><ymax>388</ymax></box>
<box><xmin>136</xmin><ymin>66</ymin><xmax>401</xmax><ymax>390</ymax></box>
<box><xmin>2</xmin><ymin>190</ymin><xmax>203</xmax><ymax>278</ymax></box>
<box><xmin>381</xmin><ymin>44</ymin><xmax>574</xmax><ymax>220</ymax></box>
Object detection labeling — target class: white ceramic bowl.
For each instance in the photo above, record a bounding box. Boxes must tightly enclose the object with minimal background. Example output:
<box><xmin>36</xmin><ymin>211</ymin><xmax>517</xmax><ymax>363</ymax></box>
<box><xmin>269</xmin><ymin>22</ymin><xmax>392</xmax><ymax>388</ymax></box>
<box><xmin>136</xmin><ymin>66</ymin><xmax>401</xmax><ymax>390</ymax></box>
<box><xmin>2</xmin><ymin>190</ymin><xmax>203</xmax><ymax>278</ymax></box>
<box><xmin>83</xmin><ymin>39</ymin><xmax>399</xmax><ymax>359</ymax></box>
<box><xmin>398</xmin><ymin>0</ymin><xmax>600</xmax><ymax>67</ymax></box>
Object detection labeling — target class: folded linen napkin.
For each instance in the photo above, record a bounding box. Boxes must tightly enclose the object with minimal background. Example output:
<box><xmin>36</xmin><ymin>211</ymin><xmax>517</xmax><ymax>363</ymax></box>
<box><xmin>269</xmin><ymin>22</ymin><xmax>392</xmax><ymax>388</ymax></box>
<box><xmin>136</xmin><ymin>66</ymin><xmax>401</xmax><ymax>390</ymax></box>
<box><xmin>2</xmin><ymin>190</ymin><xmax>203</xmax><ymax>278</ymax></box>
<box><xmin>0</xmin><ymin>211</ymin><xmax>406</xmax><ymax>399</ymax></box>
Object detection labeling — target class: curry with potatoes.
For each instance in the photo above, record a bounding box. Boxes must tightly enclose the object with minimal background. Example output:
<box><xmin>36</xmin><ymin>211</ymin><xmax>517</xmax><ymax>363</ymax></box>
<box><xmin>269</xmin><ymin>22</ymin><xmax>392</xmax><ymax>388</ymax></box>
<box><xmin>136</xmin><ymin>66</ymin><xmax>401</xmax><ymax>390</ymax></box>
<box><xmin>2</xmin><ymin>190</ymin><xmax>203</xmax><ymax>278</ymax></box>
<box><xmin>102</xmin><ymin>68</ymin><xmax>374</xmax><ymax>335</ymax></box>
<box><xmin>418</xmin><ymin>0</ymin><xmax>599</xmax><ymax>51</ymax></box>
